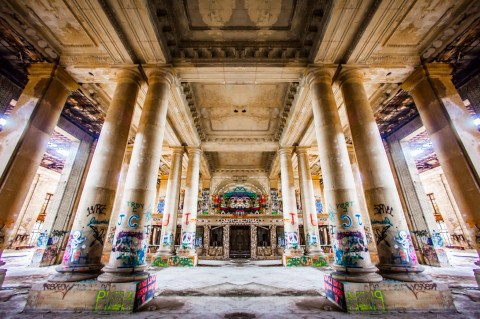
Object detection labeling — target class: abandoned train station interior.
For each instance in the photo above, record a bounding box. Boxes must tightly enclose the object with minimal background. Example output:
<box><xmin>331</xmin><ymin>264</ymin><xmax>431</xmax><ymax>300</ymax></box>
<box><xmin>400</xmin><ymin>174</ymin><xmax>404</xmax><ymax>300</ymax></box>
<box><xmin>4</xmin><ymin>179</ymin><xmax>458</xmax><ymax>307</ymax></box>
<box><xmin>0</xmin><ymin>0</ymin><xmax>479</xmax><ymax>317</ymax></box>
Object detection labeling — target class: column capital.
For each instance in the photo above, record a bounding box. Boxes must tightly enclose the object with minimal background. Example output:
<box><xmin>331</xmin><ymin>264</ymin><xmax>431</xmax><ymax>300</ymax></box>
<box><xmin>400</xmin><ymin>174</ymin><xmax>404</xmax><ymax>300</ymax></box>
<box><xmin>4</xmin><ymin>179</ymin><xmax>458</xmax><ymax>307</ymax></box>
<box><xmin>27</xmin><ymin>63</ymin><xmax>79</xmax><ymax>92</ymax></box>
<box><xmin>278</xmin><ymin>146</ymin><xmax>294</xmax><ymax>156</ymax></box>
<box><xmin>401</xmin><ymin>67</ymin><xmax>427</xmax><ymax>93</ymax></box>
<box><xmin>170</xmin><ymin>146</ymin><xmax>185</xmax><ymax>155</ymax></box>
<box><xmin>143</xmin><ymin>66</ymin><xmax>175</xmax><ymax>86</ymax></box>
<box><xmin>53</xmin><ymin>67</ymin><xmax>80</xmax><ymax>92</ymax></box>
<box><xmin>186</xmin><ymin>146</ymin><xmax>202</xmax><ymax>155</ymax></box>
<box><xmin>424</xmin><ymin>63</ymin><xmax>453</xmax><ymax>79</ymax></box>
<box><xmin>294</xmin><ymin>146</ymin><xmax>310</xmax><ymax>155</ymax></box>
<box><xmin>28</xmin><ymin>63</ymin><xmax>56</xmax><ymax>78</ymax></box>
<box><xmin>115</xmin><ymin>67</ymin><xmax>143</xmax><ymax>85</ymax></box>
<box><xmin>304</xmin><ymin>67</ymin><xmax>336</xmax><ymax>87</ymax></box>
<box><xmin>337</xmin><ymin>67</ymin><xmax>365</xmax><ymax>87</ymax></box>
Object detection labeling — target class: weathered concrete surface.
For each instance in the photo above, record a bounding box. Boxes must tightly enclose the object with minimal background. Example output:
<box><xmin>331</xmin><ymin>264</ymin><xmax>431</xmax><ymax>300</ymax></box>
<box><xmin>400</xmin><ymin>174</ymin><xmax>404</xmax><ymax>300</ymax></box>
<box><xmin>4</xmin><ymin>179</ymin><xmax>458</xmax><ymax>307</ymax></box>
<box><xmin>24</xmin><ymin>274</ymin><xmax>156</xmax><ymax>312</ymax></box>
<box><xmin>0</xmin><ymin>249</ymin><xmax>479</xmax><ymax>319</ymax></box>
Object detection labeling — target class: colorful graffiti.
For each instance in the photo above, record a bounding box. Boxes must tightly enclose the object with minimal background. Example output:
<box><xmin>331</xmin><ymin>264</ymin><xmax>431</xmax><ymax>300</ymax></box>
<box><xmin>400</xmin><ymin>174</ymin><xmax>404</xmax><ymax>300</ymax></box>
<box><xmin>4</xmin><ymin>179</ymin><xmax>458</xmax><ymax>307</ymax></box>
<box><xmin>112</xmin><ymin>231</ymin><xmax>146</xmax><ymax>267</ymax></box>
<box><xmin>181</xmin><ymin>232</ymin><xmax>195</xmax><ymax>250</ymax></box>
<box><xmin>94</xmin><ymin>290</ymin><xmax>134</xmax><ymax>311</ymax></box>
<box><xmin>335</xmin><ymin>231</ymin><xmax>368</xmax><ymax>267</ymax></box>
<box><xmin>63</xmin><ymin>230</ymin><xmax>86</xmax><ymax>264</ymax></box>
<box><xmin>346</xmin><ymin>290</ymin><xmax>386</xmax><ymax>312</ymax></box>
<box><xmin>285</xmin><ymin>231</ymin><xmax>299</xmax><ymax>249</ymax></box>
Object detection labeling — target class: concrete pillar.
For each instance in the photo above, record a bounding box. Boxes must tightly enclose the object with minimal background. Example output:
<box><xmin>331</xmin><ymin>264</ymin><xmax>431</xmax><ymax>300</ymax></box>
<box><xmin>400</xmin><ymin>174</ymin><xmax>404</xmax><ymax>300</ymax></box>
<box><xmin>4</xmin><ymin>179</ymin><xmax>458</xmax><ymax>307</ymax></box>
<box><xmin>251</xmin><ymin>225</ymin><xmax>257</xmax><ymax>259</ymax></box>
<box><xmin>306</xmin><ymin>68</ymin><xmax>381</xmax><ymax>282</ymax></box>
<box><xmin>31</xmin><ymin>130</ymin><xmax>94</xmax><ymax>267</ymax></box>
<box><xmin>155</xmin><ymin>147</ymin><xmax>184</xmax><ymax>256</ymax></box>
<box><xmin>0</xmin><ymin>63</ymin><xmax>78</xmax><ymax>264</ymax></box>
<box><xmin>50</xmin><ymin>67</ymin><xmax>142</xmax><ymax>281</ymax></box>
<box><xmin>98</xmin><ymin>68</ymin><xmax>173</xmax><ymax>282</ymax></box>
<box><xmin>178</xmin><ymin>147</ymin><xmax>202</xmax><ymax>257</ymax></box>
<box><xmin>338</xmin><ymin>67</ymin><xmax>430</xmax><ymax>281</ymax></box>
<box><xmin>223</xmin><ymin>225</ymin><xmax>230</xmax><ymax>259</ymax></box>
<box><xmin>295</xmin><ymin>147</ymin><xmax>324</xmax><ymax>257</ymax></box>
<box><xmin>278</xmin><ymin>147</ymin><xmax>301</xmax><ymax>256</ymax></box>
<box><xmin>402</xmin><ymin>63</ymin><xmax>480</xmax><ymax>266</ymax></box>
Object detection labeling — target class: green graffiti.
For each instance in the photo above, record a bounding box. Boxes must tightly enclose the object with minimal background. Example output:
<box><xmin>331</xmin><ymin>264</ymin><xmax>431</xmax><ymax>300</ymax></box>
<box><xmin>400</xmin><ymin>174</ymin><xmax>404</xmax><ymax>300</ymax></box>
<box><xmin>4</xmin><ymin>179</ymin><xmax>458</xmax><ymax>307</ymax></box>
<box><xmin>94</xmin><ymin>290</ymin><xmax>134</xmax><ymax>311</ymax></box>
<box><xmin>152</xmin><ymin>257</ymin><xmax>169</xmax><ymax>267</ymax></box>
<box><xmin>346</xmin><ymin>290</ymin><xmax>385</xmax><ymax>312</ymax></box>
<box><xmin>312</xmin><ymin>256</ymin><xmax>328</xmax><ymax>267</ymax></box>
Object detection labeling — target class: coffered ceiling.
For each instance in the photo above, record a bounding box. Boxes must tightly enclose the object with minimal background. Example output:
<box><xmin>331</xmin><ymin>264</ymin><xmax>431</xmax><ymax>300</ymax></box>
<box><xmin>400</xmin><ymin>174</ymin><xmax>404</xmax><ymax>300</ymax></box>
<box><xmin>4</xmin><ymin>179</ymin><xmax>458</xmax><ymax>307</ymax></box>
<box><xmin>0</xmin><ymin>0</ymin><xmax>478</xmax><ymax>177</ymax></box>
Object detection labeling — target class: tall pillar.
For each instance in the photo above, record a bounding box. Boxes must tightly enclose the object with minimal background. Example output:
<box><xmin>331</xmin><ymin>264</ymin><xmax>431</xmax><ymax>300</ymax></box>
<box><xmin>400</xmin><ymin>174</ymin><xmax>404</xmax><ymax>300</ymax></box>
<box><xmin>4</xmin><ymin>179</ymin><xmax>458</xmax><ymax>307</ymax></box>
<box><xmin>155</xmin><ymin>147</ymin><xmax>184</xmax><ymax>257</ymax></box>
<box><xmin>306</xmin><ymin>68</ymin><xmax>381</xmax><ymax>282</ymax></box>
<box><xmin>203</xmin><ymin>225</ymin><xmax>210</xmax><ymax>256</ymax></box>
<box><xmin>178</xmin><ymin>147</ymin><xmax>202</xmax><ymax>258</ymax></box>
<box><xmin>338</xmin><ymin>67</ymin><xmax>430</xmax><ymax>281</ymax></box>
<box><xmin>295</xmin><ymin>147</ymin><xmax>324</xmax><ymax>257</ymax></box>
<box><xmin>402</xmin><ymin>63</ymin><xmax>480</xmax><ymax>266</ymax></box>
<box><xmin>251</xmin><ymin>225</ymin><xmax>257</xmax><ymax>259</ymax></box>
<box><xmin>0</xmin><ymin>63</ymin><xmax>78</xmax><ymax>264</ymax></box>
<box><xmin>223</xmin><ymin>225</ymin><xmax>230</xmax><ymax>259</ymax></box>
<box><xmin>98</xmin><ymin>68</ymin><xmax>173</xmax><ymax>282</ymax></box>
<box><xmin>278</xmin><ymin>147</ymin><xmax>301</xmax><ymax>257</ymax></box>
<box><xmin>50</xmin><ymin>67</ymin><xmax>142</xmax><ymax>281</ymax></box>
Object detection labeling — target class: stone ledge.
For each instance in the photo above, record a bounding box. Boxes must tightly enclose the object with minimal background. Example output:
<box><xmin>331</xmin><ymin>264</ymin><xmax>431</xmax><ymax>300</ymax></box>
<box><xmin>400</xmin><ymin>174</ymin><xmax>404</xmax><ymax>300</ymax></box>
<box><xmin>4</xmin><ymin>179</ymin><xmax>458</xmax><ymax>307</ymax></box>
<box><xmin>324</xmin><ymin>275</ymin><xmax>456</xmax><ymax>313</ymax></box>
<box><xmin>24</xmin><ymin>275</ymin><xmax>156</xmax><ymax>313</ymax></box>
<box><xmin>283</xmin><ymin>255</ymin><xmax>328</xmax><ymax>267</ymax></box>
<box><xmin>152</xmin><ymin>255</ymin><xmax>197</xmax><ymax>267</ymax></box>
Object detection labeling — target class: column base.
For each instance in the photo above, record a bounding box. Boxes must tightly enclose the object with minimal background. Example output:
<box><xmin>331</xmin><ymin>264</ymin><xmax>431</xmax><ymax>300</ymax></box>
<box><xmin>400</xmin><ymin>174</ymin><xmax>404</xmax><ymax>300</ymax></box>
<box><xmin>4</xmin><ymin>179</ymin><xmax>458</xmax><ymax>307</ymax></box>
<box><xmin>49</xmin><ymin>264</ymin><xmax>103</xmax><ymax>282</ymax></box>
<box><xmin>331</xmin><ymin>265</ymin><xmax>383</xmax><ymax>283</ymax></box>
<box><xmin>378</xmin><ymin>264</ymin><xmax>432</xmax><ymax>282</ymax></box>
<box><xmin>282</xmin><ymin>254</ymin><xmax>329</xmax><ymax>267</ymax></box>
<box><xmin>97</xmin><ymin>265</ymin><xmax>149</xmax><ymax>283</ymax></box>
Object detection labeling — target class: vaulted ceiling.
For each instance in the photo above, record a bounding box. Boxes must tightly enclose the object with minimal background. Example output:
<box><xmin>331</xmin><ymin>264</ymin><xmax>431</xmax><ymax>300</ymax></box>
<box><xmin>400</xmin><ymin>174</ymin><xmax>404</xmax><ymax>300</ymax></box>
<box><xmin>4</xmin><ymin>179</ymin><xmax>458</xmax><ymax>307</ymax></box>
<box><xmin>0</xmin><ymin>0</ymin><xmax>479</xmax><ymax>177</ymax></box>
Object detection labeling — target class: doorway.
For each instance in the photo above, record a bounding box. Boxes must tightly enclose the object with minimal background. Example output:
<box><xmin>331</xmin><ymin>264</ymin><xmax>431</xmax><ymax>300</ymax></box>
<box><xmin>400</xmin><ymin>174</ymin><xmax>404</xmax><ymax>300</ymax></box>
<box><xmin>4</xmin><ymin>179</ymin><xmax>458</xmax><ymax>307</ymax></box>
<box><xmin>229</xmin><ymin>226</ymin><xmax>251</xmax><ymax>258</ymax></box>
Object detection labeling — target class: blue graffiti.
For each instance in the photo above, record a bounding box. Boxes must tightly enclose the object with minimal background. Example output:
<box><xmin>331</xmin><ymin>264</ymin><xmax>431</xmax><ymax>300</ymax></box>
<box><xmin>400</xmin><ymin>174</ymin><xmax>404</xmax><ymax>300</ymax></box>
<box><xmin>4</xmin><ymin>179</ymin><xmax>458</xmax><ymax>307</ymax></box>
<box><xmin>117</xmin><ymin>213</ymin><xmax>125</xmax><ymax>226</ymax></box>
<box><xmin>355</xmin><ymin>213</ymin><xmax>363</xmax><ymax>226</ymax></box>
<box><xmin>341</xmin><ymin>214</ymin><xmax>352</xmax><ymax>228</ymax></box>
<box><xmin>128</xmin><ymin>215</ymin><xmax>139</xmax><ymax>228</ymax></box>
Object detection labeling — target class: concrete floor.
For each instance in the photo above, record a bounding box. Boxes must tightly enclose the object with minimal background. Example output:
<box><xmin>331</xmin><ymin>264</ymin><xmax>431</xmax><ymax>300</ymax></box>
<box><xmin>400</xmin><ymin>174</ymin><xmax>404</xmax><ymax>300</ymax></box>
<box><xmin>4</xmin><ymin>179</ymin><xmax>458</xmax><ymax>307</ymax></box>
<box><xmin>0</xmin><ymin>249</ymin><xmax>479</xmax><ymax>318</ymax></box>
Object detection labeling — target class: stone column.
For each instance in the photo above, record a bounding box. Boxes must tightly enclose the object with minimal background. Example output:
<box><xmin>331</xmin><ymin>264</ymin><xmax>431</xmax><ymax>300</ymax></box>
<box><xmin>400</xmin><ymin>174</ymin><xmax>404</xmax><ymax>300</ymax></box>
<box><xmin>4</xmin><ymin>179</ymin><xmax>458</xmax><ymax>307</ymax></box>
<box><xmin>295</xmin><ymin>147</ymin><xmax>325</xmax><ymax>258</ymax></box>
<box><xmin>402</xmin><ymin>63</ymin><xmax>480</xmax><ymax>267</ymax></box>
<box><xmin>251</xmin><ymin>225</ymin><xmax>257</xmax><ymax>259</ymax></box>
<box><xmin>178</xmin><ymin>147</ymin><xmax>202</xmax><ymax>257</ymax></box>
<box><xmin>306</xmin><ymin>68</ymin><xmax>381</xmax><ymax>282</ymax></box>
<box><xmin>278</xmin><ymin>147</ymin><xmax>302</xmax><ymax>258</ymax></box>
<box><xmin>50</xmin><ymin>67</ymin><xmax>142</xmax><ymax>281</ymax></box>
<box><xmin>270</xmin><ymin>225</ymin><xmax>277</xmax><ymax>256</ymax></box>
<box><xmin>223</xmin><ymin>225</ymin><xmax>230</xmax><ymax>259</ymax></box>
<box><xmin>98</xmin><ymin>68</ymin><xmax>173</xmax><ymax>282</ymax></box>
<box><xmin>203</xmin><ymin>225</ymin><xmax>210</xmax><ymax>256</ymax></box>
<box><xmin>338</xmin><ymin>67</ymin><xmax>430</xmax><ymax>281</ymax></box>
<box><xmin>0</xmin><ymin>63</ymin><xmax>78</xmax><ymax>264</ymax></box>
<box><xmin>155</xmin><ymin>147</ymin><xmax>184</xmax><ymax>257</ymax></box>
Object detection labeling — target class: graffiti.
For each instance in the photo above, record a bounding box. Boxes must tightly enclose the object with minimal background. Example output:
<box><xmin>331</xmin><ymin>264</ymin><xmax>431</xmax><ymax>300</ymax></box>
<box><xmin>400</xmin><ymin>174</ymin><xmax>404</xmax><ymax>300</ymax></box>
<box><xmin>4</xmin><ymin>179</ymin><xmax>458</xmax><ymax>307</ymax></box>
<box><xmin>145</xmin><ymin>210</ymin><xmax>152</xmax><ymax>222</ymax></box>
<box><xmin>341</xmin><ymin>214</ymin><xmax>352</xmax><ymax>228</ymax></box>
<box><xmin>162</xmin><ymin>232</ymin><xmax>173</xmax><ymax>247</ymax></box>
<box><xmin>335</xmin><ymin>231</ymin><xmax>368</xmax><ymax>267</ymax></box>
<box><xmin>324</xmin><ymin>275</ymin><xmax>346</xmax><ymax>310</ymax></box>
<box><xmin>371</xmin><ymin>217</ymin><xmax>393</xmax><ymax>226</ymax></box>
<box><xmin>36</xmin><ymin>231</ymin><xmax>49</xmax><ymax>247</ymax></box>
<box><xmin>329</xmin><ymin>225</ymin><xmax>336</xmax><ymax>236</ymax></box>
<box><xmin>286</xmin><ymin>255</ymin><xmax>328</xmax><ymax>267</ymax></box>
<box><xmin>181</xmin><ymin>232</ymin><xmax>195</xmax><ymax>249</ymax></box>
<box><xmin>64</xmin><ymin>231</ymin><xmax>86</xmax><ymax>264</ymax></box>
<box><xmin>270</xmin><ymin>189</ymin><xmax>280</xmax><ymax>214</ymax></box>
<box><xmin>127</xmin><ymin>215</ymin><xmax>139</xmax><ymax>228</ymax></box>
<box><xmin>336</xmin><ymin>201</ymin><xmax>354</xmax><ymax>213</ymax></box>
<box><xmin>373</xmin><ymin>204</ymin><xmax>394</xmax><ymax>217</ymax></box>
<box><xmin>354</xmin><ymin>213</ymin><xmax>363</xmax><ymax>226</ymax></box>
<box><xmin>134</xmin><ymin>276</ymin><xmax>156</xmax><ymax>309</ymax></box>
<box><xmin>184</xmin><ymin>212</ymin><xmax>192</xmax><ymax>225</ymax></box>
<box><xmin>157</xmin><ymin>197</ymin><xmax>165</xmax><ymax>213</ymax></box>
<box><xmin>118</xmin><ymin>214</ymin><xmax>125</xmax><ymax>226</ymax></box>
<box><xmin>112</xmin><ymin>231</ymin><xmax>146</xmax><ymax>267</ymax></box>
<box><xmin>315</xmin><ymin>197</ymin><xmax>323</xmax><ymax>213</ymax></box>
<box><xmin>346</xmin><ymin>290</ymin><xmax>385</xmax><ymax>312</ymax></box>
<box><xmin>89</xmin><ymin>226</ymin><xmax>105</xmax><ymax>246</ymax></box>
<box><xmin>307</xmin><ymin>232</ymin><xmax>318</xmax><ymax>246</ymax></box>
<box><xmin>405</xmin><ymin>283</ymin><xmax>437</xmax><ymax>299</ymax></box>
<box><xmin>107</xmin><ymin>226</ymin><xmax>116</xmax><ymax>245</ymax></box>
<box><xmin>328</xmin><ymin>208</ymin><xmax>335</xmax><ymax>222</ymax></box>
<box><xmin>88</xmin><ymin>217</ymin><xmax>109</xmax><ymax>226</ymax></box>
<box><xmin>162</xmin><ymin>213</ymin><xmax>170</xmax><ymax>226</ymax></box>
<box><xmin>95</xmin><ymin>290</ymin><xmax>134</xmax><ymax>311</ymax></box>
<box><xmin>127</xmin><ymin>201</ymin><xmax>144</xmax><ymax>212</ymax></box>
<box><xmin>289</xmin><ymin>212</ymin><xmax>296</xmax><ymax>225</ymax></box>
<box><xmin>285</xmin><ymin>232</ymin><xmax>299</xmax><ymax>249</ymax></box>
<box><xmin>431</xmin><ymin>230</ymin><xmax>444</xmax><ymax>247</ymax></box>
<box><xmin>200</xmin><ymin>189</ymin><xmax>210</xmax><ymax>214</ymax></box>
<box><xmin>364</xmin><ymin>226</ymin><xmax>373</xmax><ymax>245</ymax></box>
<box><xmin>43</xmin><ymin>283</ymin><xmax>75</xmax><ymax>300</ymax></box>
<box><xmin>86</xmin><ymin>204</ymin><xmax>106</xmax><ymax>217</ymax></box>
<box><xmin>394</xmin><ymin>231</ymin><xmax>413</xmax><ymax>264</ymax></box>
<box><xmin>375</xmin><ymin>225</ymin><xmax>391</xmax><ymax>247</ymax></box>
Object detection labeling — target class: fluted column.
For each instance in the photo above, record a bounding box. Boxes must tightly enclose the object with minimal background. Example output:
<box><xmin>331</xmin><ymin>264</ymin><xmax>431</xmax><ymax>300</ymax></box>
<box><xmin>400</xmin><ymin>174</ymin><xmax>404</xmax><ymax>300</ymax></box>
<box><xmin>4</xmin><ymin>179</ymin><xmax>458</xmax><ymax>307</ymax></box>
<box><xmin>49</xmin><ymin>67</ymin><xmax>142</xmax><ymax>281</ymax></box>
<box><xmin>402</xmin><ymin>63</ymin><xmax>480</xmax><ymax>268</ymax></box>
<box><xmin>178</xmin><ymin>147</ymin><xmax>202</xmax><ymax>256</ymax></box>
<box><xmin>0</xmin><ymin>63</ymin><xmax>78</xmax><ymax>265</ymax></box>
<box><xmin>155</xmin><ymin>147</ymin><xmax>184</xmax><ymax>256</ymax></box>
<box><xmin>296</xmin><ymin>147</ymin><xmax>324</xmax><ymax>256</ymax></box>
<box><xmin>97</xmin><ymin>68</ymin><xmax>173</xmax><ymax>282</ymax></box>
<box><xmin>278</xmin><ymin>147</ymin><xmax>301</xmax><ymax>256</ymax></box>
<box><xmin>338</xmin><ymin>67</ymin><xmax>430</xmax><ymax>281</ymax></box>
<box><xmin>306</xmin><ymin>68</ymin><xmax>381</xmax><ymax>282</ymax></box>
